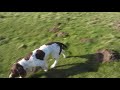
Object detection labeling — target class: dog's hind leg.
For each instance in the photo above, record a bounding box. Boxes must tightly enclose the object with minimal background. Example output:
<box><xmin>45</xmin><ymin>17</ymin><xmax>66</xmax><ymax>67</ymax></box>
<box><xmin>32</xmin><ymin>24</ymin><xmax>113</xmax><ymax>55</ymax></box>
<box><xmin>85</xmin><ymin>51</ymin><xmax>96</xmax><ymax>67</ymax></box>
<box><xmin>61</xmin><ymin>50</ymin><xmax>66</xmax><ymax>58</ymax></box>
<box><xmin>62</xmin><ymin>53</ymin><xmax>66</xmax><ymax>58</ymax></box>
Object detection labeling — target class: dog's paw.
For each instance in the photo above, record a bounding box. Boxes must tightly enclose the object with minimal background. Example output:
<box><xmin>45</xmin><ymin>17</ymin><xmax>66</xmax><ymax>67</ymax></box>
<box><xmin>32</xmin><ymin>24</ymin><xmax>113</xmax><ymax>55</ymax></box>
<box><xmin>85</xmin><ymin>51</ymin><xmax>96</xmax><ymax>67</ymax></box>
<box><xmin>62</xmin><ymin>53</ymin><xmax>66</xmax><ymax>58</ymax></box>
<box><xmin>44</xmin><ymin>69</ymin><xmax>48</xmax><ymax>72</ymax></box>
<box><xmin>63</xmin><ymin>56</ymin><xmax>66</xmax><ymax>58</ymax></box>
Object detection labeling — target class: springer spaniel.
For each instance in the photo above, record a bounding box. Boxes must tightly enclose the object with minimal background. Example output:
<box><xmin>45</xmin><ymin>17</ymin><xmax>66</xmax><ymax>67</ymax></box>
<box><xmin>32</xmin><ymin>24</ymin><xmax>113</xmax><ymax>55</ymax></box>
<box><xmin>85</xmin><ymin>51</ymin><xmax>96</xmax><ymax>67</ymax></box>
<box><xmin>9</xmin><ymin>42</ymin><xmax>67</xmax><ymax>78</ymax></box>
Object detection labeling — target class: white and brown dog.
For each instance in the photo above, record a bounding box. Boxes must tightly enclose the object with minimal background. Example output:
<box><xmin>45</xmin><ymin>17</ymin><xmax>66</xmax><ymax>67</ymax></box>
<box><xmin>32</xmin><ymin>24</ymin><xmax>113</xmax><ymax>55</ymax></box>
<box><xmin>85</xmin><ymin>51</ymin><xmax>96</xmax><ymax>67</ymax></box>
<box><xmin>9</xmin><ymin>42</ymin><xmax>67</xmax><ymax>78</ymax></box>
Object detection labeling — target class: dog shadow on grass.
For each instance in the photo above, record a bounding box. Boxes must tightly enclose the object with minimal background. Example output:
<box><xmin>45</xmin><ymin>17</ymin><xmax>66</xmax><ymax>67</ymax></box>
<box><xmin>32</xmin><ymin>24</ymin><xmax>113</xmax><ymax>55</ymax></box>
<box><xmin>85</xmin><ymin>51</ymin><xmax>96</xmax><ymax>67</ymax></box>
<box><xmin>29</xmin><ymin>54</ymin><xmax>101</xmax><ymax>78</ymax></box>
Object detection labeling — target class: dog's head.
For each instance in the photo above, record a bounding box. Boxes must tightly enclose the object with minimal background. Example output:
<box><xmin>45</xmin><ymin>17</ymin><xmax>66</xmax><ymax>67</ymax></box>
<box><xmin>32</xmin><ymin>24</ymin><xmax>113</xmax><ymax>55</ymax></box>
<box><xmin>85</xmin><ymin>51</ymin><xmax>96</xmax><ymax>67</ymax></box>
<box><xmin>9</xmin><ymin>63</ymin><xmax>26</xmax><ymax>78</ymax></box>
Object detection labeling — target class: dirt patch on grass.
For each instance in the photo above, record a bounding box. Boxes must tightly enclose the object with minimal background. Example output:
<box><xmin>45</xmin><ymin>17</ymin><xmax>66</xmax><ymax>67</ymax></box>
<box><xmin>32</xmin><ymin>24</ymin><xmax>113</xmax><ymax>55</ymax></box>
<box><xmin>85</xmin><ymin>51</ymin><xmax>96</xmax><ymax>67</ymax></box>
<box><xmin>87</xmin><ymin>17</ymin><xmax>100</xmax><ymax>25</ymax></box>
<box><xmin>79</xmin><ymin>38</ymin><xmax>95</xmax><ymax>43</ymax></box>
<box><xmin>110</xmin><ymin>20</ymin><xmax>120</xmax><ymax>31</ymax></box>
<box><xmin>49</xmin><ymin>23</ymin><xmax>62</xmax><ymax>33</ymax></box>
<box><xmin>55</xmin><ymin>32</ymin><xmax>69</xmax><ymax>38</ymax></box>
<box><xmin>95</xmin><ymin>49</ymin><xmax>120</xmax><ymax>63</ymax></box>
<box><xmin>49</xmin><ymin>22</ymin><xmax>70</xmax><ymax>38</ymax></box>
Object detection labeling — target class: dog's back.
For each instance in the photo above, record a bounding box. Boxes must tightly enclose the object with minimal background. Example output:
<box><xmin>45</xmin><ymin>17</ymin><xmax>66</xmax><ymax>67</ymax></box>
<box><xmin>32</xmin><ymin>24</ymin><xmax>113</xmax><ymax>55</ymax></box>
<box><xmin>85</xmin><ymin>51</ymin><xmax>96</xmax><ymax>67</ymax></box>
<box><xmin>45</xmin><ymin>42</ymin><xmax>67</xmax><ymax>55</ymax></box>
<box><xmin>39</xmin><ymin>43</ymin><xmax>60</xmax><ymax>58</ymax></box>
<box><xmin>37</xmin><ymin>42</ymin><xmax>67</xmax><ymax>60</ymax></box>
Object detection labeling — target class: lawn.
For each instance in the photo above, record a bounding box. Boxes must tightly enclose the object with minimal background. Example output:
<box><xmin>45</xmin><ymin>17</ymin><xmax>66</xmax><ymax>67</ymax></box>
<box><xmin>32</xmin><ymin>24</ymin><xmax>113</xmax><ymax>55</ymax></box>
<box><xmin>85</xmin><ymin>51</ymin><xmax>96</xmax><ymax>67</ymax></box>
<box><xmin>0</xmin><ymin>12</ymin><xmax>120</xmax><ymax>78</ymax></box>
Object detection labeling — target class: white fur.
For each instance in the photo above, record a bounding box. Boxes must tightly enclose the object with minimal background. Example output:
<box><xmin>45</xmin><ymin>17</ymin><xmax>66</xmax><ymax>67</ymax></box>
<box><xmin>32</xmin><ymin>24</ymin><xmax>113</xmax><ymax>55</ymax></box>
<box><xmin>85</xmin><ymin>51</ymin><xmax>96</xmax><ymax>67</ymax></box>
<box><xmin>18</xmin><ymin>43</ymin><xmax>66</xmax><ymax>73</ymax></box>
<box><xmin>9</xmin><ymin>73</ymin><xmax>22</xmax><ymax>78</ymax></box>
<box><xmin>9</xmin><ymin>73</ymin><xmax>12</xmax><ymax>78</ymax></box>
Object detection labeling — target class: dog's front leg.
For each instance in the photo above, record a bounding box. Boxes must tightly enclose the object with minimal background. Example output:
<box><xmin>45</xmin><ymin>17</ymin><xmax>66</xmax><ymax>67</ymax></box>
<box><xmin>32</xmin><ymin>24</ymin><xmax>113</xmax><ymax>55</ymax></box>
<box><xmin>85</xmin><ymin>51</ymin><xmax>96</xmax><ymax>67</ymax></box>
<box><xmin>61</xmin><ymin>50</ymin><xmax>66</xmax><ymax>58</ymax></box>
<box><xmin>41</xmin><ymin>61</ymin><xmax>48</xmax><ymax>72</ymax></box>
<box><xmin>43</xmin><ymin>66</ymin><xmax>48</xmax><ymax>72</ymax></box>
<box><xmin>62</xmin><ymin>53</ymin><xmax>66</xmax><ymax>58</ymax></box>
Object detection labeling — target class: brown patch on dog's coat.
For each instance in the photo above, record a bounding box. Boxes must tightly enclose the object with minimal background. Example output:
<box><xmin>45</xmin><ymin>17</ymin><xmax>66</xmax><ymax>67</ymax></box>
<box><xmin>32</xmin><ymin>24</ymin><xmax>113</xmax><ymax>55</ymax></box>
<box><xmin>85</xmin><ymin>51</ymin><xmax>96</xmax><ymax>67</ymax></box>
<box><xmin>16</xmin><ymin>57</ymin><xmax>24</xmax><ymax>62</ymax></box>
<box><xmin>35</xmin><ymin>50</ymin><xmax>45</xmax><ymax>60</ymax></box>
<box><xmin>24</xmin><ymin>52</ymin><xmax>33</xmax><ymax>60</ymax></box>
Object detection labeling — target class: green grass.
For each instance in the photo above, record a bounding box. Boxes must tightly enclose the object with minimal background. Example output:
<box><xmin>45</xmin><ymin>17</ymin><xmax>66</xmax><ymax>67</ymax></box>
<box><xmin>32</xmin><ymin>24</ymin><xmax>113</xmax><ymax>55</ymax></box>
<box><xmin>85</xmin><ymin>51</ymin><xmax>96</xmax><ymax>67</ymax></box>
<box><xmin>1</xmin><ymin>12</ymin><xmax>120</xmax><ymax>78</ymax></box>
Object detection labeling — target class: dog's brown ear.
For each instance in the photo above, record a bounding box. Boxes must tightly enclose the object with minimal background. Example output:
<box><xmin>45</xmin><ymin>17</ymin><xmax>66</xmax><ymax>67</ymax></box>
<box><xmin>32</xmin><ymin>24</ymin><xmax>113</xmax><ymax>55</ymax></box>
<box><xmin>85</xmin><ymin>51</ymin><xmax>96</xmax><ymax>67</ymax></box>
<box><xmin>16</xmin><ymin>63</ymin><xmax>27</xmax><ymax>78</ymax></box>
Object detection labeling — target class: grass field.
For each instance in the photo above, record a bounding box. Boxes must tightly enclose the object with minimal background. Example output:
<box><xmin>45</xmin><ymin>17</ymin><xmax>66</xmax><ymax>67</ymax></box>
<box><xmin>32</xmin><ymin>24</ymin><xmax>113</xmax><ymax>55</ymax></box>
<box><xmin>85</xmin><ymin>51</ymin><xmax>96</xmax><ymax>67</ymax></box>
<box><xmin>1</xmin><ymin>12</ymin><xmax>120</xmax><ymax>78</ymax></box>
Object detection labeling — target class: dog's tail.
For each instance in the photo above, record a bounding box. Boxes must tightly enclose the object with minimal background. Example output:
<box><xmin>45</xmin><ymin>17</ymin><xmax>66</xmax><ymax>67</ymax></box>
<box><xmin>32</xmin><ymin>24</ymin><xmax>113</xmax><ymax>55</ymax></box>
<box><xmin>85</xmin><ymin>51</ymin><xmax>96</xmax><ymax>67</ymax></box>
<box><xmin>55</xmin><ymin>42</ymin><xmax>67</xmax><ymax>50</ymax></box>
<box><xmin>55</xmin><ymin>42</ymin><xmax>67</xmax><ymax>55</ymax></box>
